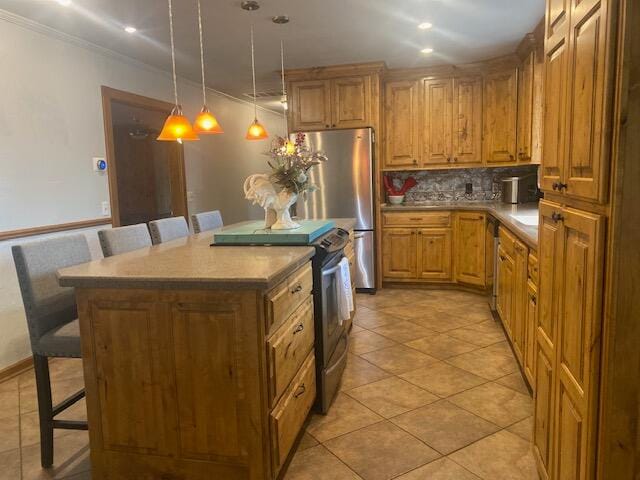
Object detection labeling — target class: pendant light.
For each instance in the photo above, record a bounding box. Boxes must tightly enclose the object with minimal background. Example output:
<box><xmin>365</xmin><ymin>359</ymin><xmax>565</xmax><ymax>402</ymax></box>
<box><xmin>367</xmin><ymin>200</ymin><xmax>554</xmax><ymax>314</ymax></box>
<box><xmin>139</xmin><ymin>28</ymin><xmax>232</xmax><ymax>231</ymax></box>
<box><xmin>193</xmin><ymin>0</ymin><xmax>223</xmax><ymax>134</ymax></box>
<box><xmin>158</xmin><ymin>0</ymin><xmax>199</xmax><ymax>143</ymax></box>
<box><xmin>243</xmin><ymin>1</ymin><xmax>268</xmax><ymax>140</ymax></box>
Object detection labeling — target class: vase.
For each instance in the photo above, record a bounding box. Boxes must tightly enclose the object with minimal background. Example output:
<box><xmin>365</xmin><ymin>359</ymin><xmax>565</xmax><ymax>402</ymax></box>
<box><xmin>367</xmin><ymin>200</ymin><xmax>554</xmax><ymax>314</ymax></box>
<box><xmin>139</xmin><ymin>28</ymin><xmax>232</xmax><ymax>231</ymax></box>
<box><xmin>271</xmin><ymin>190</ymin><xmax>301</xmax><ymax>230</ymax></box>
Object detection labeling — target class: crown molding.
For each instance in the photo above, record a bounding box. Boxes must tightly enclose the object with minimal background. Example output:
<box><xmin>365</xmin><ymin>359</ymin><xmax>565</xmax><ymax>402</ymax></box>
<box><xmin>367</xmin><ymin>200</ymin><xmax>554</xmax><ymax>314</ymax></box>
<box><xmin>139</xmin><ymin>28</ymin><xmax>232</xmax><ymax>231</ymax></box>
<box><xmin>0</xmin><ymin>8</ymin><xmax>282</xmax><ymax>115</ymax></box>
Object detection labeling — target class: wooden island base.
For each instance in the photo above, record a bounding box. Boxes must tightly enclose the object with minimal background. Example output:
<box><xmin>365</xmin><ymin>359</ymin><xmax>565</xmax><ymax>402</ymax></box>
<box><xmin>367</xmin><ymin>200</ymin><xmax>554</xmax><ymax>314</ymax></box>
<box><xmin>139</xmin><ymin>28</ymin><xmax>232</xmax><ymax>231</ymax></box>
<box><xmin>70</xmin><ymin>259</ymin><xmax>316</xmax><ymax>480</ymax></box>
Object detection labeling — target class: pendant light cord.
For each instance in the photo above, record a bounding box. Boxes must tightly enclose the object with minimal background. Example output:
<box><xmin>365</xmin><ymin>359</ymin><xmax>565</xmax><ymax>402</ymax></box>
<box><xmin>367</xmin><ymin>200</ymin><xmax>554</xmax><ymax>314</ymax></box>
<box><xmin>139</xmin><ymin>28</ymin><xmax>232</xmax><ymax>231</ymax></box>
<box><xmin>196</xmin><ymin>0</ymin><xmax>207</xmax><ymax>105</ymax></box>
<box><xmin>168</xmin><ymin>0</ymin><xmax>179</xmax><ymax>107</ymax></box>
<box><xmin>280</xmin><ymin>40</ymin><xmax>286</xmax><ymax>97</ymax></box>
<box><xmin>250</xmin><ymin>23</ymin><xmax>258</xmax><ymax>120</ymax></box>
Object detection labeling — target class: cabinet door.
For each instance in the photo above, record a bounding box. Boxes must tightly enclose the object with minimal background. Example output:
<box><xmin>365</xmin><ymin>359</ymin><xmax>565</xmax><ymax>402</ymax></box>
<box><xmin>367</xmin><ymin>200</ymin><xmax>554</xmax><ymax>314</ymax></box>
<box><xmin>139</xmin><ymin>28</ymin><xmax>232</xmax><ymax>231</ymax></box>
<box><xmin>517</xmin><ymin>51</ymin><xmax>535</xmax><ymax>162</ymax></box>
<box><xmin>382</xmin><ymin>229</ymin><xmax>417</xmax><ymax>279</ymax></box>
<box><xmin>417</xmin><ymin>228</ymin><xmax>452</xmax><ymax>281</ymax></box>
<box><xmin>384</xmin><ymin>81</ymin><xmax>421</xmax><ymax>168</ymax></box>
<box><xmin>290</xmin><ymin>80</ymin><xmax>332</xmax><ymax>131</ymax></box>
<box><xmin>483</xmin><ymin>69</ymin><xmax>518</xmax><ymax>163</ymax></box>
<box><xmin>524</xmin><ymin>281</ymin><xmax>538</xmax><ymax>390</ymax></box>
<box><xmin>331</xmin><ymin>76</ymin><xmax>371</xmax><ymax>129</ymax></box>
<box><xmin>533</xmin><ymin>343</ymin><xmax>555</xmax><ymax>480</ymax></box>
<box><xmin>553</xmin><ymin>207</ymin><xmax>604</xmax><ymax>480</ymax></box>
<box><xmin>563</xmin><ymin>0</ymin><xmax>611</xmax><ymax>202</ymax></box>
<box><xmin>452</xmin><ymin>76</ymin><xmax>483</xmax><ymax>165</ymax></box>
<box><xmin>512</xmin><ymin>240</ymin><xmax>529</xmax><ymax>364</ymax></box>
<box><xmin>455</xmin><ymin>213</ymin><xmax>486</xmax><ymax>286</ymax></box>
<box><xmin>423</xmin><ymin>78</ymin><xmax>452</xmax><ymax>166</ymax></box>
<box><xmin>485</xmin><ymin>219</ymin><xmax>496</xmax><ymax>288</ymax></box>
<box><xmin>496</xmin><ymin>246</ymin><xmax>515</xmax><ymax>339</ymax></box>
<box><xmin>540</xmin><ymin>17</ymin><xmax>570</xmax><ymax>193</ymax></box>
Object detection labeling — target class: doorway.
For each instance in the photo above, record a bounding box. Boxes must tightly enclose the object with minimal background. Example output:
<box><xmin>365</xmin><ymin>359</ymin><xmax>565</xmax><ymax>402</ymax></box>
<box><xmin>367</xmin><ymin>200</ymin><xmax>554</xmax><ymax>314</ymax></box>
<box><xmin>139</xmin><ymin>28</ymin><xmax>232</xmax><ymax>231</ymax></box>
<box><xmin>101</xmin><ymin>86</ymin><xmax>188</xmax><ymax>227</ymax></box>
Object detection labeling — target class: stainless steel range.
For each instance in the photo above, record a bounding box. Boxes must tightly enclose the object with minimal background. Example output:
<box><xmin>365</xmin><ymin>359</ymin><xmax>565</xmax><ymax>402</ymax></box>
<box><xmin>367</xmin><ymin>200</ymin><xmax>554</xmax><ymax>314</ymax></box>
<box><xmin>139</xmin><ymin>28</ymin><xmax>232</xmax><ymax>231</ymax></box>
<box><xmin>310</xmin><ymin>228</ymin><xmax>351</xmax><ymax>413</ymax></box>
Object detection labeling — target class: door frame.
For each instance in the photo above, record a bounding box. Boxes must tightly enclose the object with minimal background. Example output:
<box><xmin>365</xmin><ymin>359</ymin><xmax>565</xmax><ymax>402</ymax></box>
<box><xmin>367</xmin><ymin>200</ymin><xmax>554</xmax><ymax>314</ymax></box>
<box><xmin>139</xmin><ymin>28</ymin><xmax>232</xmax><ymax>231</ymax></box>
<box><xmin>101</xmin><ymin>86</ymin><xmax>188</xmax><ymax>227</ymax></box>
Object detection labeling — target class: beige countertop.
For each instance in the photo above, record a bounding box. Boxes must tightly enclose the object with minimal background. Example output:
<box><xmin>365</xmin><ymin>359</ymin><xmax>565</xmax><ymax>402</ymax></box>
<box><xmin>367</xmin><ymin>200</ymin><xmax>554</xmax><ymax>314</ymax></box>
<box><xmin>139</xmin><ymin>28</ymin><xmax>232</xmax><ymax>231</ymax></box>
<box><xmin>381</xmin><ymin>201</ymin><xmax>539</xmax><ymax>249</ymax></box>
<box><xmin>58</xmin><ymin>217</ymin><xmax>356</xmax><ymax>290</ymax></box>
<box><xmin>58</xmin><ymin>232</ymin><xmax>315</xmax><ymax>290</ymax></box>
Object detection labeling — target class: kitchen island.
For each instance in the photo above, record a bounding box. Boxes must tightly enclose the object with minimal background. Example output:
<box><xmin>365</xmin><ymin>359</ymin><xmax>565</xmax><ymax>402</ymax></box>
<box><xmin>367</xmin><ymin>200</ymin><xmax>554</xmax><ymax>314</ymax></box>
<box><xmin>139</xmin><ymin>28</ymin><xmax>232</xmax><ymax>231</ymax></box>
<box><xmin>57</xmin><ymin>231</ymin><xmax>319</xmax><ymax>480</ymax></box>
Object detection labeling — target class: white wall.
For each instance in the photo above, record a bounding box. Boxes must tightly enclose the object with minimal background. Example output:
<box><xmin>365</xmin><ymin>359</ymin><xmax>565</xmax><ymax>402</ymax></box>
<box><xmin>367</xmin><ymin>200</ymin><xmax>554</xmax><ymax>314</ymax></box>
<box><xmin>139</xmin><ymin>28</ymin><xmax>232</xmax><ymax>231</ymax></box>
<box><xmin>0</xmin><ymin>15</ymin><xmax>285</xmax><ymax>369</ymax></box>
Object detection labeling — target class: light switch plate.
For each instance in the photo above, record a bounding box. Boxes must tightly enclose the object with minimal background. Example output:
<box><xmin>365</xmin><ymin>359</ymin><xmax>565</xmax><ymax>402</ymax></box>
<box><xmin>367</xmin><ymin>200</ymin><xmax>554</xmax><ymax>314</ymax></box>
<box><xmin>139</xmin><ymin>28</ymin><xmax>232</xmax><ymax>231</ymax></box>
<box><xmin>101</xmin><ymin>201</ymin><xmax>110</xmax><ymax>216</ymax></box>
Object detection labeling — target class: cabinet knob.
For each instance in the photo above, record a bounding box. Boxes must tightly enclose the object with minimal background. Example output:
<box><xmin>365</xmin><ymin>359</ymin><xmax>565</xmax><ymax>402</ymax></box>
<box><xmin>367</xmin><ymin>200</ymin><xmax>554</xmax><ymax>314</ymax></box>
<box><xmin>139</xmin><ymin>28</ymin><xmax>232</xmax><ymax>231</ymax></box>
<box><xmin>453</xmin><ymin>157</ymin><xmax>458</xmax><ymax>162</ymax></box>
<box><xmin>291</xmin><ymin>284</ymin><xmax>303</xmax><ymax>294</ymax></box>
<box><xmin>293</xmin><ymin>323</ymin><xmax>304</xmax><ymax>335</ymax></box>
<box><xmin>412</xmin><ymin>159</ymin><xmax>418</xmax><ymax>165</ymax></box>
<box><xmin>552</xmin><ymin>182</ymin><xmax>568</xmax><ymax>191</ymax></box>
<box><xmin>325</xmin><ymin>124</ymin><xmax>330</xmax><ymax>128</ymax></box>
<box><xmin>551</xmin><ymin>212</ymin><xmax>565</xmax><ymax>223</ymax></box>
<box><xmin>332</xmin><ymin>124</ymin><xmax>336</xmax><ymax>128</ymax></box>
<box><xmin>531</xmin><ymin>295</ymin><xmax>537</xmax><ymax>305</ymax></box>
<box><xmin>294</xmin><ymin>384</ymin><xmax>306</xmax><ymax>398</ymax></box>
<box><xmin>447</xmin><ymin>156</ymin><xmax>452</xmax><ymax>163</ymax></box>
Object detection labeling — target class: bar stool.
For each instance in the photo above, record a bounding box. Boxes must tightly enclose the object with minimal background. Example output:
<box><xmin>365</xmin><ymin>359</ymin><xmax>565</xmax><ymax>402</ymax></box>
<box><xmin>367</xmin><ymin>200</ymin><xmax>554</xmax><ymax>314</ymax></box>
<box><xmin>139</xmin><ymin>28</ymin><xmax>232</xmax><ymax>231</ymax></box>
<box><xmin>149</xmin><ymin>216</ymin><xmax>189</xmax><ymax>244</ymax></box>
<box><xmin>98</xmin><ymin>223</ymin><xmax>152</xmax><ymax>257</ymax></box>
<box><xmin>191</xmin><ymin>210</ymin><xmax>224</xmax><ymax>234</ymax></box>
<box><xmin>11</xmin><ymin>234</ymin><xmax>90</xmax><ymax>468</ymax></box>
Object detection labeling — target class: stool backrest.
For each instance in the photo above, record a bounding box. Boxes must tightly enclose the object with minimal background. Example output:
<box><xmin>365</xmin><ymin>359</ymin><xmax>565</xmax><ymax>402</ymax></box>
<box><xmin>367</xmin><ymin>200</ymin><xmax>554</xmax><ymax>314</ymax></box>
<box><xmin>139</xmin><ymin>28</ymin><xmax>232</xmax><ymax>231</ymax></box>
<box><xmin>12</xmin><ymin>234</ymin><xmax>91</xmax><ymax>344</ymax></box>
<box><xmin>98</xmin><ymin>223</ymin><xmax>152</xmax><ymax>257</ymax></box>
<box><xmin>148</xmin><ymin>216</ymin><xmax>189</xmax><ymax>244</ymax></box>
<box><xmin>191</xmin><ymin>210</ymin><xmax>223</xmax><ymax>234</ymax></box>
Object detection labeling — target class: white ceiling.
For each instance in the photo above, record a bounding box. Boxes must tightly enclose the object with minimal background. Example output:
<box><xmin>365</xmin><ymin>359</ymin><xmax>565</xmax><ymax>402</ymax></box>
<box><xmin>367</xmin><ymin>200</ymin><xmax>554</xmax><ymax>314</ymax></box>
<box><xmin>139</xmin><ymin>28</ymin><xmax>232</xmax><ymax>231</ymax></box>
<box><xmin>0</xmin><ymin>0</ymin><xmax>544</xmax><ymax>105</ymax></box>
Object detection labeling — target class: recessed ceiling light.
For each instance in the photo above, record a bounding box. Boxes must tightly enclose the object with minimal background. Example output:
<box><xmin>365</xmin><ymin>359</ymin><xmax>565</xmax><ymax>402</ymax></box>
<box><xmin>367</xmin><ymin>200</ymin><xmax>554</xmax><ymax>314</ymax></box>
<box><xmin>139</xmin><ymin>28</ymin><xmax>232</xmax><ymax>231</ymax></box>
<box><xmin>418</xmin><ymin>22</ymin><xmax>433</xmax><ymax>30</ymax></box>
<box><xmin>124</xmin><ymin>26</ymin><xmax>137</xmax><ymax>34</ymax></box>
<box><xmin>56</xmin><ymin>0</ymin><xmax>71</xmax><ymax>6</ymax></box>
<box><xmin>421</xmin><ymin>47</ymin><xmax>434</xmax><ymax>54</ymax></box>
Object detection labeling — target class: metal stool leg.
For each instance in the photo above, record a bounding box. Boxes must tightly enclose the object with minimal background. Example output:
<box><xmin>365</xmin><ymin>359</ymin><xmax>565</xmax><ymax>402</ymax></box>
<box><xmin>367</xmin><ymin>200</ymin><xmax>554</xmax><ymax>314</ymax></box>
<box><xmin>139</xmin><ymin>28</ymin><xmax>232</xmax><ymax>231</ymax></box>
<box><xmin>33</xmin><ymin>354</ymin><xmax>54</xmax><ymax>468</ymax></box>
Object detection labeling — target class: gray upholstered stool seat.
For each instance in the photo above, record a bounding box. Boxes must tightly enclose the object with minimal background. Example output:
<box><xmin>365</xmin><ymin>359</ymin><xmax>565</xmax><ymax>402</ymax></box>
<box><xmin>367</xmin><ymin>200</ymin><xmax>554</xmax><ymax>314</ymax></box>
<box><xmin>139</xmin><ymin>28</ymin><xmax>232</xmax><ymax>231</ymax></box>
<box><xmin>36</xmin><ymin>318</ymin><xmax>81</xmax><ymax>358</ymax></box>
<box><xmin>98</xmin><ymin>223</ymin><xmax>152</xmax><ymax>257</ymax></box>
<box><xmin>12</xmin><ymin>233</ymin><xmax>91</xmax><ymax>468</ymax></box>
<box><xmin>149</xmin><ymin>216</ymin><xmax>190</xmax><ymax>244</ymax></box>
<box><xmin>191</xmin><ymin>210</ymin><xmax>223</xmax><ymax>234</ymax></box>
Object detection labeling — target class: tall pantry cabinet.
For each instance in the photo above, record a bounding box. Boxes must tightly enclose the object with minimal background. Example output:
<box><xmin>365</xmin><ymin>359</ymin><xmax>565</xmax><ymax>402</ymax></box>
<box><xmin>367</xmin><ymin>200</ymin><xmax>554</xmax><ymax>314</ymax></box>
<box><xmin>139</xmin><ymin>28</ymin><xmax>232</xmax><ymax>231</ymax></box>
<box><xmin>533</xmin><ymin>0</ymin><xmax>616</xmax><ymax>479</ymax></box>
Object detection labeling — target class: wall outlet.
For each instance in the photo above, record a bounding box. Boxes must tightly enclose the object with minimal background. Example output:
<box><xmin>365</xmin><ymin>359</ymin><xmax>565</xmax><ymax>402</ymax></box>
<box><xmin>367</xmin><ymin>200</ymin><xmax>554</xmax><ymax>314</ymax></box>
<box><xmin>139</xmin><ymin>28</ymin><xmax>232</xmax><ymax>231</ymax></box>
<box><xmin>101</xmin><ymin>201</ymin><xmax>110</xmax><ymax>216</ymax></box>
<box><xmin>465</xmin><ymin>182</ymin><xmax>473</xmax><ymax>194</ymax></box>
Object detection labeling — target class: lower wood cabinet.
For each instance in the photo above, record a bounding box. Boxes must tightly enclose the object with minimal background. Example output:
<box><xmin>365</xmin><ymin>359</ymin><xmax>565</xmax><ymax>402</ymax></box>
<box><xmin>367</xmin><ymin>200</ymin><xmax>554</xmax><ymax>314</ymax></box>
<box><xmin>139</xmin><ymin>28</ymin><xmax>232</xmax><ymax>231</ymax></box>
<box><xmin>456</xmin><ymin>213</ymin><xmax>486</xmax><ymax>286</ymax></box>
<box><xmin>496</xmin><ymin>244</ymin><xmax>515</xmax><ymax>337</ymax></box>
<box><xmin>533</xmin><ymin>200</ymin><xmax>605</xmax><ymax>480</ymax></box>
<box><xmin>523</xmin><ymin>278</ymin><xmax>538</xmax><ymax>387</ymax></box>
<box><xmin>417</xmin><ymin>228</ymin><xmax>453</xmax><ymax>280</ymax></box>
<box><xmin>382</xmin><ymin>211</ymin><xmax>486</xmax><ymax>286</ymax></box>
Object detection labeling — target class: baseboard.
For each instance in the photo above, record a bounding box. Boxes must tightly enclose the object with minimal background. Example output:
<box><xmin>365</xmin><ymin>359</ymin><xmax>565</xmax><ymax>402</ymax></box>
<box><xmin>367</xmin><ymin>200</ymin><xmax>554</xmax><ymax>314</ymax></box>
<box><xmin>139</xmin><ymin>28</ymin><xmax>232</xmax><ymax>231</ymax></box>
<box><xmin>0</xmin><ymin>356</ymin><xmax>33</xmax><ymax>383</ymax></box>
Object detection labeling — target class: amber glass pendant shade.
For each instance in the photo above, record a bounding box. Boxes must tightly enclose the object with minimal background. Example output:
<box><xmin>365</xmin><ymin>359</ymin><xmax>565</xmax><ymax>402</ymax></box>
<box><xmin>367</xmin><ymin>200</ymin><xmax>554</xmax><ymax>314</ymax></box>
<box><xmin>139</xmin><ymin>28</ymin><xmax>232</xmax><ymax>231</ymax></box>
<box><xmin>157</xmin><ymin>106</ymin><xmax>200</xmax><ymax>142</ymax></box>
<box><xmin>245</xmin><ymin>118</ymin><xmax>268</xmax><ymax>140</ymax></box>
<box><xmin>194</xmin><ymin>106</ymin><xmax>223</xmax><ymax>134</ymax></box>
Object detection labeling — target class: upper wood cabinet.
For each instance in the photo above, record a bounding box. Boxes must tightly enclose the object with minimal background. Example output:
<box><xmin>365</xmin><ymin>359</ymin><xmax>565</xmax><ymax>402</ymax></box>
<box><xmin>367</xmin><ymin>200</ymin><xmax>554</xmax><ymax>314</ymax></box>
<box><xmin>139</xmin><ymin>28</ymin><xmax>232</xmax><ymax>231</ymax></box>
<box><xmin>289</xmin><ymin>75</ymin><xmax>373</xmax><ymax>132</ymax></box>
<box><xmin>331</xmin><ymin>76</ymin><xmax>372</xmax><ymax>128</ymax></box>
<box><xmin>540</xmin><ymin>0</ymin><xmax>613</xmax><ymax>203</ymax></box>
<box><xmin>452</xmin><ymin>77</ymin><xmax>483</xmax><ymax>165</ymax></box>
<box><xmin>455</xmin><ymin>213</ymin><xmax>486</xmax><ymax>285</ymax></box>
<box><xmin>384</xmin><ymin>80</ymin><xmax>421</xmax><ymax>168</ymax></box>
<box><xmin>423</xmin><ymin>78</ymin><xmax>453</xmax><ymax>166</ymax></box>
<box><xmin>484</xmin><ymin>68</ymin><xmax>518</xmax><ymax>164</ymax></box>
<box><xmin>290</xmin><ymin>80</ymin><xmax>332</xmax><ymax>131</ymax></box>
<box><xmin>517</xmin><ymin>50</ymin><xmax>535</xmax><ymax>162</ymax></box>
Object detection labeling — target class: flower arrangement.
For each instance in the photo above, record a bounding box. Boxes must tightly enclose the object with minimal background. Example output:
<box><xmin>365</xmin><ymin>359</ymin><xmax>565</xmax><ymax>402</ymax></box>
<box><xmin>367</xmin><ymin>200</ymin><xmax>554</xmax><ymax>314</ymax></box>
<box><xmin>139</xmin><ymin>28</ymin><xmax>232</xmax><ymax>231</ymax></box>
<box><xmin>265</xmin><ymin>133</ymin><xmax>328</xmax><ymax>198</ymax></box>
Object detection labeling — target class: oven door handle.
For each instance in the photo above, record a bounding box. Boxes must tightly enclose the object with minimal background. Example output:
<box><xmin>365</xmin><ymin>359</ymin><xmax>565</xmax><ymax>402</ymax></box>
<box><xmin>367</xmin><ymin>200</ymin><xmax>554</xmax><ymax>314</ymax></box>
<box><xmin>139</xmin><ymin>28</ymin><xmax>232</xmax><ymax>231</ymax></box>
<box><xmin>322</xmin><ymin>263</ymin><xmax>342</xmax><ymax>277</ymax></box>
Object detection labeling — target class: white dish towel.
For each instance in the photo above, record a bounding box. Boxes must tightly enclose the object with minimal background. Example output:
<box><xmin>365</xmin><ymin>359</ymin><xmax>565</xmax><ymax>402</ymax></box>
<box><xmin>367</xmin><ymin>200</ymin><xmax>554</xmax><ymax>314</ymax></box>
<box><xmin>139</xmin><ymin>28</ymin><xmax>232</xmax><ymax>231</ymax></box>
<box><xmin>336</xmin><ymin>256</ymin><xmax>354</xmax><ymax>324</ymax></box>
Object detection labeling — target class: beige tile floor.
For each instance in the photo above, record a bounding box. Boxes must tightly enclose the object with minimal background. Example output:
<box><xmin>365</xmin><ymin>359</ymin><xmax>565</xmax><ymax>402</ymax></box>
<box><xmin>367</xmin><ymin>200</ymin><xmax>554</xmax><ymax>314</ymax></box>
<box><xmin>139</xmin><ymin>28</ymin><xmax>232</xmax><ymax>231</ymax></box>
<box><xmin>286</xmin><ymin>289</ymin><xmax>539</xmax><ymax>480</ymax></box>
<box><xmin>0</xmin><ymin>289</ymin><xmax>539</xmax><ymax>480</ymax></box>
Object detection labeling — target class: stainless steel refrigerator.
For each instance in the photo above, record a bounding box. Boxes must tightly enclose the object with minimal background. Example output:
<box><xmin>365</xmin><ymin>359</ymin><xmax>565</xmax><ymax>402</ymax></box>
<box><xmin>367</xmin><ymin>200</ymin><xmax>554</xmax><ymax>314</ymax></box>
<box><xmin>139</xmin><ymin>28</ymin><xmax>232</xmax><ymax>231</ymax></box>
<box><xmin>292</xmin><ymin>128</ymin><xmax>376</xmax><ymax>291</ymax></box>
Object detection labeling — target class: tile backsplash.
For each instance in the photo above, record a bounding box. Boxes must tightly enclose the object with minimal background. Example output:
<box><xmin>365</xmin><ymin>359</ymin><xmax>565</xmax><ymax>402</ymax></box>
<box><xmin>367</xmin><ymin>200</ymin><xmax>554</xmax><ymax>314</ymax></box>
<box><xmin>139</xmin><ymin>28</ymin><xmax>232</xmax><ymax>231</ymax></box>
<box><xmin>386</xmin><ymin>165</ymin><xmax>539</xmax><ymax>202</ymax></box>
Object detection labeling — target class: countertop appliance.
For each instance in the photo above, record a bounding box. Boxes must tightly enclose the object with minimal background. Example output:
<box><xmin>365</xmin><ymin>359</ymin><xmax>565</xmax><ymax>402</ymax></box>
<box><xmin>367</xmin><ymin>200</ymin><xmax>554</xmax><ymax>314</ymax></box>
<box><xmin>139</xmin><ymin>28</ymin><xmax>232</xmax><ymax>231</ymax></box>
<box><xmin>291</xmin><ymin>128</ymin><xmax>376</xmax><ymax>292</ymax></box>
<box><xmin>501</xmin><ymin>173</ymin><xmax>538</xmax><ymax>204</ymax></box>
<box><xmin>310</xmin><ymin>228</ymin><xmax>351</xmax><ymax>413</ymax></box>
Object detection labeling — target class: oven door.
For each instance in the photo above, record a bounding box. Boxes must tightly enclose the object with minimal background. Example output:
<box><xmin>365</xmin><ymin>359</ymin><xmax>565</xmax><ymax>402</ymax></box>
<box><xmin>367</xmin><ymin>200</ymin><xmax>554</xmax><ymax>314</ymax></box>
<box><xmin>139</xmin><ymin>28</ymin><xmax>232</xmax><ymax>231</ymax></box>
<box><xmin>320</xmin><ymin>254</ymin><xmax>346</xmax><ymax>363</ymax></box>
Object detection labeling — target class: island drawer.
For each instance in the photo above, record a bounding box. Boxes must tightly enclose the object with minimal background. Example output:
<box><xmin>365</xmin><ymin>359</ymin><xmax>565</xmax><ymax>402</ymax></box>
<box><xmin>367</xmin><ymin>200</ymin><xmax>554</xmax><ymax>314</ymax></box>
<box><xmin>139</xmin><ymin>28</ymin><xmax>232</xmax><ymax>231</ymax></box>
<box><xmin>382</xmin><ymin>211</ymin><xmax>451</xmax><ymax>227</ymax></box>
<box><xmin>270</xmin><ymin>352</ymin><xmax>316</xmax><ymax>472</ymax></box>
<box><xmin>267</xmin><ymin>296</ymin><xmax>315</xmax><ymax>406</ymax></box>
<box><xmin>266</xmin><ymin>263</ymin><xmax>313</xmax><ymax>334</ymax></box>
<box><xmin>528</xmin><ymin>252</ymin><xmax>539</xmax><ymax>285</ymax></box>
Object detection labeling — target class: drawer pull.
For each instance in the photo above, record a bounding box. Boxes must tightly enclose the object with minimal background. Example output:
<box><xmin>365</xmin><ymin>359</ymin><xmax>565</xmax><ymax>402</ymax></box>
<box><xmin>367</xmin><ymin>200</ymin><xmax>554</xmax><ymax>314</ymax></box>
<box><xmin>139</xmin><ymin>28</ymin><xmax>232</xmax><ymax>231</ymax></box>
<box><xmin>293</xmin><ymin>323</ymin><xmax>304</xmax><ymax>335</ymax></box>
<box><xmin>294</xmin><ymin>384</ymin><xmax>306</xmax><ymax>398</ymax></box>
<box><xmin>409</xmin><ymin>217</ymin><xmax>423</xmax><ymax>221</ymax></box>
<box><xmin>291</xmin><ymin>284</ymin><xmax>303</xmax><ymax>294</ymax></box>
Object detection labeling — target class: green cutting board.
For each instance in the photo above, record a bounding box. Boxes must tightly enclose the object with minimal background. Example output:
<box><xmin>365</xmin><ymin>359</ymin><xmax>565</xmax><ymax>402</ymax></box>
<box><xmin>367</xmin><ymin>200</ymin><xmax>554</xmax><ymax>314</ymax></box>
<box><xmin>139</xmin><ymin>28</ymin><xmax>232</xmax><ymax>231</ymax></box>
<box><xmin>212</xmin><ymin>220</ymin><xmax>335</xmax><ymax>245</ymax></box>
